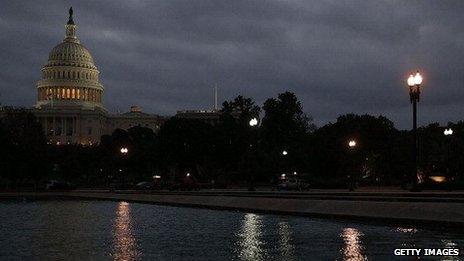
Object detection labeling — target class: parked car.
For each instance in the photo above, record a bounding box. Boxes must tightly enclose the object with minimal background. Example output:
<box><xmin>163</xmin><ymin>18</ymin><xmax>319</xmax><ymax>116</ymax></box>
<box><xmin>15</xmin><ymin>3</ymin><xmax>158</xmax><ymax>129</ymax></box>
<box><xmin>277</xmin><ymin>177</ymin><xmax>309</xmax><ymax>191</ymax></box>
<box><xmin>46</xmin><ymin>180</ymin><xmax>74</xmax><ymax>190</ymax></box>
<box><xmin>135</xmin><ymin>181</ymin><xmax>155</xmax><ymax>190</ymax></box>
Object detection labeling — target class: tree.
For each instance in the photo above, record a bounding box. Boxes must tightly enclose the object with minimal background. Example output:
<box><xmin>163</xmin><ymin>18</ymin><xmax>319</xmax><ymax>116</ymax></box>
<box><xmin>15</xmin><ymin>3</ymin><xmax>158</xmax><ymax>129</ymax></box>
<box><xmin>157</xmin><ymin>117</ymin><xmax>215</xmax><ymax>181</ymax></box>
<box><xmin>311</xmin><ymin>114</ymin><xmax>399</xmax><ymax>186</ymax></box>
<box><xmin>260</xmin><ymin>92</ymin><xmax>315</xmax><ymax>178</ymax></box>
<box><xmin>0</xmin><ymin>108</ymin><xmax>49</xmax><ymax>188</ymax></box>
<box><xmin>210</xmin><ymin>95</ymin><xmax>262</xmax><ymax>182</ymax></box>
<box><xmin>221</xmin><ymin>95</ymin><xmax>261</xmax><ymax>124</ymax></box>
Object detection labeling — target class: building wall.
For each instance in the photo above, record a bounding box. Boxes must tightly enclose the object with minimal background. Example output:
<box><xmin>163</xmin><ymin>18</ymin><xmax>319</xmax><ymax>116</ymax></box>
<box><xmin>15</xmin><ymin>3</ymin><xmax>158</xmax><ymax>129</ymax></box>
<box><xmin>32</xmin><ymin>108</ymin><xmax>166</xmax><ymax>145</ymax></box>
<box><xmin>33</xmin><ymin>107</ymin><xmax>107</xmax><ymax>145</ymax></box>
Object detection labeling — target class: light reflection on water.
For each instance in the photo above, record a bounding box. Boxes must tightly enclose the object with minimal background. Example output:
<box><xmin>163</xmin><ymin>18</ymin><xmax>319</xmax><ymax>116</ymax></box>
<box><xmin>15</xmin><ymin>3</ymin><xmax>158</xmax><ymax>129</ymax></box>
<box><xmin>112</xmin><ymin>202</ymin><xmax>140</xmax><ymax>261</ymax></box>
<box><xmin>395</xmin><ymin>227</ymin><xmax>418</xmax><ymax>234</ymax></box>
<box><xmin>278</xmin><ymin>221</ymin><xmax>296</xmax><ymax>260</ymax></box>
<box><xmin>236</xmin><ymin>213</ymin><xmax>267</xmax><ymax>261</ymax></box>
<box><xmin>0</xmin><ymin>200</ymin><xmax>463</xmax><ymax>260</ymax></box>
<box><xmin>340</xmin><ymin>228</ymin><xmax>367</xmax><ymax>261</ymax></box>
<box><xmin>441</xmin><ymin>240</ymin><xmax>459</xmax><ymax>261</ymax></box>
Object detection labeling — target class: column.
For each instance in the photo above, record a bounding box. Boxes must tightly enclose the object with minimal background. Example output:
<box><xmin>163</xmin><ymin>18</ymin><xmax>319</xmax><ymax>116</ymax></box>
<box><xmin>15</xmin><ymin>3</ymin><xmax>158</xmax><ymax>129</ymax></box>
<box><xmin>62</xmin><ymin>117</ymin><xmax>65</xmax><ymax>136</ymax></box>
<box><xmin>72</xmin><ymin>117</ymin><xmax>75</xmax><ymax>136</ymax></box>
<box><xmin>52</xmin><ymin>116</ymin><xmax>56</xmax><ymax>138</ymax></box>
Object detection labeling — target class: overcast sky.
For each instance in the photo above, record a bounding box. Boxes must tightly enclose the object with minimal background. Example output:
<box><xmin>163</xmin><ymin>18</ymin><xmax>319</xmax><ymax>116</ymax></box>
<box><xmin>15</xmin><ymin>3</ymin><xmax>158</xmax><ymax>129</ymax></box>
<box><xmin>1</xmin><ymin>1</ymin><xmax>463</xmax><ymax>129</ymax></box>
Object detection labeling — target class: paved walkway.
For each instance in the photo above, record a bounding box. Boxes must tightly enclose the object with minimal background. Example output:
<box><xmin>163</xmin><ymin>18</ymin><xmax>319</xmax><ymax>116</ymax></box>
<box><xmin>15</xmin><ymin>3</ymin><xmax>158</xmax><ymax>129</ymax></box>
<box><xmin>1</xmin><ymin>190</ymin><xmax>463</xmax><ymax>228</ymax></box>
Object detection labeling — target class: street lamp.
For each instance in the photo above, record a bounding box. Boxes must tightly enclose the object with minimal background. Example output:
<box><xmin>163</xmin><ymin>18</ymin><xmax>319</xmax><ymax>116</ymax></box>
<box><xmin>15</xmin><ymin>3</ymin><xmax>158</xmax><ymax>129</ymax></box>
<box><xmin>444</xmin><ymin>128</ymin><xmax>453</xmax><ymax>179</ymax></box>
<box><xmin>247</xmin><ymin>117</ymin><xmax>259</xmax><ymax>191</ymax></box>
<box><xmin>348</xmin><ymin>140</ymin><xmax>356</xmax><ymax>148</ymax></box>
<box><xmin>282</xmin><ymin>150</ymin><xmax>288</xmax><ymax>156</ymax></box>
<box><xmin>444</xmin><ymin>128</ymin><xmax>453</xmax><ymax>136</ymax></box>
<box><xmin>119</xmin><ymin>147</ymin><xmax>129</xmax><ymax>189</ymax></box>
<box><xmin>249</xmin><ymin>118</ymin><xmax>258</xmax><ymax>127</ymax></box>
<box><xmin>407</xmin><ymin>70</ymin><xmax>423</xmax><ymax>187</ymax></box>
<box><xmin>347</xmin><ymin>139</ymin><xmax>357</xmax><ymax>191</ymax></box>
<box><xmin>120</xmin><ymin>147</ymin><xmax>129</xmax><ymax>154</ymax></box>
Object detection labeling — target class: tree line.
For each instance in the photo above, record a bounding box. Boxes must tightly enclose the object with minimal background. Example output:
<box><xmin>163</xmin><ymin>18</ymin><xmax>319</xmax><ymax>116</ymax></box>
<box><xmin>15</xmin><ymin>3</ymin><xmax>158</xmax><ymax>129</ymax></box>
<box><xmin>1</xmin><ymin>91</ymin><xmax>463</xmax><ymax>189</ymax></box>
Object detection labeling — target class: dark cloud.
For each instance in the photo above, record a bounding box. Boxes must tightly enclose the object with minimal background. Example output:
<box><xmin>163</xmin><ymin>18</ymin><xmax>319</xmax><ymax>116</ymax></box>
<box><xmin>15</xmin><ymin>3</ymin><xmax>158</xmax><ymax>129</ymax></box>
<box><xmin>1</xmin><ymin>0</ymin><xmax>463</xmax><ymax>129</ymax></box>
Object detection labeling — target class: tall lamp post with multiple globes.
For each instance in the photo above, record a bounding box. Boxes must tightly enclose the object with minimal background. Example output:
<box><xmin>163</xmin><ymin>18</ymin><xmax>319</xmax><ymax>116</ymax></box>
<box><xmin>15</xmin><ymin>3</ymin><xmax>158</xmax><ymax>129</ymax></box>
<box><xmin>444</xmin><ymin>128</ymin><xmax>453</xmax><ymax>179</ymax></box>
<box><xmin>119</xmin><ymin>147</ymin><xmax>129</xmax><ymax>188</ymax></box>
<box><xmin>407</xmin><ymin>71</ymin><xmax>423</xmax><ymax>187</ymax></box>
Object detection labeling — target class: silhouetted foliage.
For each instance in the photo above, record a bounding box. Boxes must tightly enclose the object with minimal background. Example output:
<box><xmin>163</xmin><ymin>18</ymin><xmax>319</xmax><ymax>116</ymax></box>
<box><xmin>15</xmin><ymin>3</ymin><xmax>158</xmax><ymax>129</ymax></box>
<box><xmin>2</xmin><ymin>92</ymin><xmax>464</xmax><ymax>190</ymax></box>
<box><xmin>310</xmin><ymin>114</ymin><xmax>400</xmax><ymax>185</ymax></box>
<box><xmin>0</xmin><ymin>109</ymin><xmax>49</xmax><ymax>188</ymax></box>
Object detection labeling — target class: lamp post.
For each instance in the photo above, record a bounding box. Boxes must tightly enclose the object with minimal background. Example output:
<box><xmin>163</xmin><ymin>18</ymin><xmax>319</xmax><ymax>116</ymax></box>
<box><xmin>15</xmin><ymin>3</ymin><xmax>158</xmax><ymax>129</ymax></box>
<box><xmin>407</xmin><ymin>71</ymin><xmax>423</xmax><ymax>187</ymax></box>
<box><xmin>119</xmin><ymin>147</ymin><xmax>129</xmax><ymax>189</ymax></box>
<box><xmin>444</xmin><ymin>128</ymin><xmax>453</xmax><ymax>180</ymax></box>
<box><xmin>248</xmin><ymin>117</ymin><xmax>258</xmax><ymax>191</ymax></box>
<box><xmin>348</xmin><ymin>139</ymin><xmax>357</xmax><ymax>191</ymax></box>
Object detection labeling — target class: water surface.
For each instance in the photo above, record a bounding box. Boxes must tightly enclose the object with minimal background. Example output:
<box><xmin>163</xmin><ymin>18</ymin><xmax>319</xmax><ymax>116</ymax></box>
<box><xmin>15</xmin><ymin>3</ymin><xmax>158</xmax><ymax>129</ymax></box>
<box><xmin>0</xmin><ymin>200</ymin><xmax>462</xmax><ymax>260</ymax></box>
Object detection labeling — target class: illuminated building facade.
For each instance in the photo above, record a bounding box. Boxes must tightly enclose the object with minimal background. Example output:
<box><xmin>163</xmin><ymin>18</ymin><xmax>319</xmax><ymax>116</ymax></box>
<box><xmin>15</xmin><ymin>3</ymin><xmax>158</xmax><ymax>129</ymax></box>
<box><xmin>32</xmin><ymin>8</ymin><xmax>165</xmax><ymax>145</ymax></box>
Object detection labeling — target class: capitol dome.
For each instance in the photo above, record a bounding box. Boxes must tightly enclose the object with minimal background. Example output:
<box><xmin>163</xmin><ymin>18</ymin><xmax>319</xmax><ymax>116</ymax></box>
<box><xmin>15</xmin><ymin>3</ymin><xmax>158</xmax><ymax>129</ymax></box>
<box><xmin>47</xmin><ymin>42</ymin><xmax>96</xmax><ymax>68</ymax></box>
<box><xmin>36</xmin><ymin>7</ymin><xmax>104</xmax><ymax>110</ymax></box>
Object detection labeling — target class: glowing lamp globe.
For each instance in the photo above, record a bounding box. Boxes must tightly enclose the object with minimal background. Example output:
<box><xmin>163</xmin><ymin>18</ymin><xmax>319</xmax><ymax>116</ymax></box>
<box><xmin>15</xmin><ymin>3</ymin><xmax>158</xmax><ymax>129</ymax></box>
<box><xmin>348</xmin><ymin>140</ymin><xmax>356</xmax><ymax>148</ymax></box>
<box><xmin>407</xmin><ymin>74</ymin><xmax>415</xmax><ymax>87</ymax></box>
<box><xmin>249</xmin><ymin>118</ymin><xmax>258</xmax><ymax>127</ymax></box>
<box><xmin>444</xmin><ymin>128</ymin><xmax>453</xmax><ymax>136</ymax></box>
<box><xmin>413</xmin><ymin>72</ymin><xmax>423</xmax><ymax>85</ymax></box>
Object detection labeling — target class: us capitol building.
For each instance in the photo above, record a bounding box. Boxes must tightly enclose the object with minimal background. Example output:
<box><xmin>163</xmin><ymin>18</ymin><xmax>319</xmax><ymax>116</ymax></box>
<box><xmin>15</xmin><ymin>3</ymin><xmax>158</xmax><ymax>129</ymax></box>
<box><xmin>30</xmin><ymin>8</ymin><xmax>166</xmax><ymax>145</ymax></box>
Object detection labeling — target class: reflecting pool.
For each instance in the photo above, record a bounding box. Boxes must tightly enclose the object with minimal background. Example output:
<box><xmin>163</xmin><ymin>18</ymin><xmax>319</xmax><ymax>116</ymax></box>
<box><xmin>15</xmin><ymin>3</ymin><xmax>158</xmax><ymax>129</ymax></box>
<box><xmin>0</xmin><ymin>200</ymin><xmax>462</xmax><ymax>260</ymax></box>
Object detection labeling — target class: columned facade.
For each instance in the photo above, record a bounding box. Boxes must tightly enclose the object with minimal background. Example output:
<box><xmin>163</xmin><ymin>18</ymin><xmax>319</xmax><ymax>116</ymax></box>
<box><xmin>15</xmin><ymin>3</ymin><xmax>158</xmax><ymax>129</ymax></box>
<box><xmin>29</xmin><ymin>8</ymin><xmax>165</xmax><ymax>145</ymax></box>
<box><xmin>33</xmin><ymin>8</ymin><xmax>107</xmax><ymax>145</ymax></box>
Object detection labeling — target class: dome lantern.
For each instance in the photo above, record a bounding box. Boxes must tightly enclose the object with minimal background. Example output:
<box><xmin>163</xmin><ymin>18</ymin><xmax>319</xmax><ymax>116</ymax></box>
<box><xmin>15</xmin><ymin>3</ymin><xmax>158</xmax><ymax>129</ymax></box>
<box><xmin>64</xmin><ymin>7</ymin><xmax>79</xmax><ymax>43</ymax></box>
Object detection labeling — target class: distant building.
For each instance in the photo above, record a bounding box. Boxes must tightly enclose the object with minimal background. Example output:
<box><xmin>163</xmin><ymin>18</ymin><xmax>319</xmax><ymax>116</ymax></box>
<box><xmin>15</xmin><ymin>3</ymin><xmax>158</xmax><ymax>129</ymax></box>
<box><xmin>107</xmin><ymin>106</ymin><xmax>165</xmax><ymax>132</ymax></box>
<box><xmin>174</xmin><ymin>85</ymin><xmax>230</xmax><ymax>124</ymax></box>
<box><xmin>30</xmin><ymin>8</ymin><xmax>165</xmax><ymax>145</ymax></box>
<box><xmin>175</xmin><ymin>109</ymin><xmax>222</xmax><ymax>125</ymax></box>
